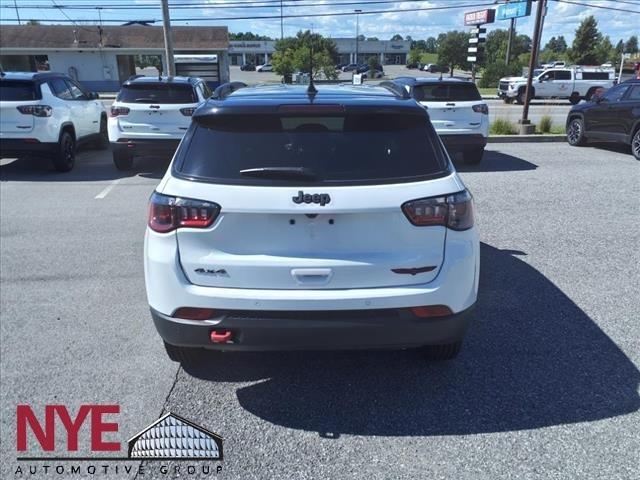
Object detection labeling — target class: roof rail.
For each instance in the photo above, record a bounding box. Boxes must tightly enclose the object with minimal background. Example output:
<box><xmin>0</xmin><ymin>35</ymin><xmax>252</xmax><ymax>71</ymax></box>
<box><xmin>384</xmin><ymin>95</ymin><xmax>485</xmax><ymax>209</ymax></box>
<box><xmin>378</xmin><ymin>81</ymin><xmax>411</xmax><ymax>99</ymax></box>
<box><xmin>211</xmin><ymin>81</ymin><xmax>247</xmax><ymax>99</ymax></box>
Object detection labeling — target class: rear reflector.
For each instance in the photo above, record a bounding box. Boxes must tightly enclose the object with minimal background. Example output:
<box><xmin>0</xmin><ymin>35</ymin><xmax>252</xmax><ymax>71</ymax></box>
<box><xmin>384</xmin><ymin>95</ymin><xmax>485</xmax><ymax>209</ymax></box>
<box><xmin>410</xmin><ymin>305</ymin><xmax>453</xmax><ymax>318</ymax></box>
<box><xmin>472</xmin><ymin>103</ymin><xmax>489</xmax><ymax>115</ymax></box>
<box><xmin>172</xmin><ymin>307</ymin><xmax>216</xmax><ymax>320</ymax></box>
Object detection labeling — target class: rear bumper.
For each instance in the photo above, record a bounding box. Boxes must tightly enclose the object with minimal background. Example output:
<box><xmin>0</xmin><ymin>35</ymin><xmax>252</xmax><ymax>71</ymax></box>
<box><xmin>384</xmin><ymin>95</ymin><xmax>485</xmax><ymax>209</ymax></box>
<box><xmin>439</xmin><ymin>134</ymin><xmax>487</xmax><ymax>152</ymax></box>
<box><xmin>152</xmin><ymin>304</ymin><xmax>475</xmax><ymax>351</ymax></box>
<box><xmin>111</xmin><ymin>139</ymin><xmax>180</xmax><ymax>157</ymax></box>
<box><xmin>0</xmin><ymin>139</ymin><xmax>57</xmax><ymax>157</ymax></box>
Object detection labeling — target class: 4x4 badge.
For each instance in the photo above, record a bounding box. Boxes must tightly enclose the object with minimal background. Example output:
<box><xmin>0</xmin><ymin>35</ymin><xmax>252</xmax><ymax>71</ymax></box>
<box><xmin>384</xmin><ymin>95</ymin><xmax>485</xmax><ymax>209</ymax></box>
<box><xmin>292</xmin><ymin>191</ymin><xmax>331</xmax><ymax>206</ymax></box>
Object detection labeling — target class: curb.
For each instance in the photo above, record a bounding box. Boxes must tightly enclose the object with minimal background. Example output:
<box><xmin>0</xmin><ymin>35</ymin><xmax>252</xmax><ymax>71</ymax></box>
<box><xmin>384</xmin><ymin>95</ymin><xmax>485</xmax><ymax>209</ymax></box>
<box><xmin>488</xmin><ymin>134</ymin><xmax>566</xmax><ymax>143</ymax></box>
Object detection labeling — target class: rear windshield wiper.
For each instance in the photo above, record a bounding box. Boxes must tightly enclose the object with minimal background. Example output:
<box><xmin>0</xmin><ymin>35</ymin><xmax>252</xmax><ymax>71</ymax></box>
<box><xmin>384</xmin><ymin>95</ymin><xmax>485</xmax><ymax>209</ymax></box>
<box><xmin>239</xmin><ymin>167</ymin><xmax>317</xmax><ymax>180</ymax></box>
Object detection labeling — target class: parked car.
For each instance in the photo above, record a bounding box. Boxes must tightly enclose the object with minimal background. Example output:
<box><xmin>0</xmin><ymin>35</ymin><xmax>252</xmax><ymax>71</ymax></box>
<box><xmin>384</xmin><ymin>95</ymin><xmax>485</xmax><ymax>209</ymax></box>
<box><xmin>256</xmin><ymin>63</ymin><xmax>273</xmax><ymax>72</ymax></box>
<box><xmin>239</xmin><ymin>63</ymin><xmax>256</xmax><ymax>71</ymax></box>
<box><xmin>356</xmin><ymin>64</ymin><xmax>383</xmax><ymax>75</ymax></box>
<box><xmin>335</xmin><ymin>63</ymin><xmax>348</xmax><ymax>71</ymax></box>
<box><xmin>393</xmin><ymin>77</ymin><xmax>489</xmax><ymax>164</ymax></box>
<box><xmin>498</xmin><ymin>66</ymin><xmax>616</xmax><ymax>104</ymax></box>
<box><xmin>145</xmin><ymin>83</ymin><xmax>479</xmax><ymax>366</ymax></box>
<box><xmin>566</xmin><ymin>79</ymin><xmax>640</xmax><ymax>160</ymax></box>
<box><xmin>362</xmin><ymin>69</ymin><xmax>384</xmax><ymax>79</ymax></box>
<box><xmin>406</xmin><ymin>62</ymin><xmax>420</xmax><ymax>69</ymax></box>
<box><xmin>341</xmin><ymin>63</ymin><xmax>359</xmax><ymax>72</ymax></box>
<box><xmin>0</xmin><ymin>71</ymin><xmax>107</xmax><ymax>172</ymax></box>
<box><xmin>108</xmin><ymin>76</ymin><xmax>211</xmax><ymax>170</ymax></box>
<box><xmin>423</xmin><ymin>64</ymin><xmax>450</xmax><ymax>74</ymax></box>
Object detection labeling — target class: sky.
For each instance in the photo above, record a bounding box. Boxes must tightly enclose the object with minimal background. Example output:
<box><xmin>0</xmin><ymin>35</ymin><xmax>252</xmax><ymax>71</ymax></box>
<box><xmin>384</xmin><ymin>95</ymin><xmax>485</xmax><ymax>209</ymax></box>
<box><xmin>0</xmin><ymin>0</ymin><xmax>637</xmax><ymax>46</ymax></box>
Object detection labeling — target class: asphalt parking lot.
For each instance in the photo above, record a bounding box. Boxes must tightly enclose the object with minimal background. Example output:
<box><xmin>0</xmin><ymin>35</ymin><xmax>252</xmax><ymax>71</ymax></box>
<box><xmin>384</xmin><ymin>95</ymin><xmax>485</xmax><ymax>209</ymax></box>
<box><xmin>1</xmin><ymin>143</ymin><xmax>638</xmax><ymax>479</ymax></box>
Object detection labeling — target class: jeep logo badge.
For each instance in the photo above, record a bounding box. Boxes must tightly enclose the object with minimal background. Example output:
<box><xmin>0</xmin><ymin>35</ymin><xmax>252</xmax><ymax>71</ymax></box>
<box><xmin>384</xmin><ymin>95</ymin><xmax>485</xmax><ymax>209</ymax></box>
<box><xmin>292</xmin><ymin>191</ymin><xmax>331</xmax><ymax>206</ymax></box>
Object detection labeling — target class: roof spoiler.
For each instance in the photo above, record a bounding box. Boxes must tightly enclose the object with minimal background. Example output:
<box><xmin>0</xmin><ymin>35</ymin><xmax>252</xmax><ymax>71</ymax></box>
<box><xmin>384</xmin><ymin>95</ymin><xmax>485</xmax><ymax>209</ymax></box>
<box><xmin>378</xmin><ymin>81</ymin><xmax>411</xmax><ymax>99</ymax></box>
<box><xmin>212</xmin><ymin>82</ymin><xmax>247</xmax><ymax>100</ymax></box>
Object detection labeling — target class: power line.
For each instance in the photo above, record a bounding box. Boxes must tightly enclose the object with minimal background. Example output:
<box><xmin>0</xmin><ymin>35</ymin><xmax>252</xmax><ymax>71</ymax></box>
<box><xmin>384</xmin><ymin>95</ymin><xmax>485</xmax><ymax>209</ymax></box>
<box><xmin>0</xmin><ymin>1</ymin><xmax>499</xmax><ymax>23</ymax></box>
<box><xmin>551</xmin><ymin>0</ymin><xmax>639</xmax><ymax>14</ymax></box>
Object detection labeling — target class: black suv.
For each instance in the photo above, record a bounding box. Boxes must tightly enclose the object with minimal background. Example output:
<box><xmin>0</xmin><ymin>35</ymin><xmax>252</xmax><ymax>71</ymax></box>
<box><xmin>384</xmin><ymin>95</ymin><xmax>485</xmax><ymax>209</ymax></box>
<box><xmin>566</xmin><ymin>79</ymin><xmax>640</xmax><ymax>160</ymax></box>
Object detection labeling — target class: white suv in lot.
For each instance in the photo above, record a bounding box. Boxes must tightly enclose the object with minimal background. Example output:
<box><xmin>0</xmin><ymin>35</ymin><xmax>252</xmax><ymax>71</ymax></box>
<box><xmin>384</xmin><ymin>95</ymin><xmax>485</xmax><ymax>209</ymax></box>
<box><xmin>0</xmin><ymin>71</ymin><xmax>107</xmax><ymax>171</ymax></box>
<box><xmin>108</xmin><ymin>76</ymin><xmax>211</xmax><ymax>170</ymax></box>
<box><xmin>144</xmin><ymin>83</ymin><xmax>479</xmax><ymax>366</ymax></box>
<box><xmin>393</xmin><ymin>77</ymin><xmax>489</xmax><ymax>164</ymax></box>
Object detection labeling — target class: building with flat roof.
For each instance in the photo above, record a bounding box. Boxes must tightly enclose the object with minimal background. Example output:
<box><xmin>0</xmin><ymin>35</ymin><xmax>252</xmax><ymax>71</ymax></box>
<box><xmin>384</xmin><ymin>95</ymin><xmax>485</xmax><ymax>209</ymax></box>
<box><xmin>0</xmin><ymin>25</ymin><xmax>229</xmax><ymax>91</ymax></box>
<box><xmin>228</xmin><ymin>38</ymin><xmax>411</xmax><ymax>66</ymax></box>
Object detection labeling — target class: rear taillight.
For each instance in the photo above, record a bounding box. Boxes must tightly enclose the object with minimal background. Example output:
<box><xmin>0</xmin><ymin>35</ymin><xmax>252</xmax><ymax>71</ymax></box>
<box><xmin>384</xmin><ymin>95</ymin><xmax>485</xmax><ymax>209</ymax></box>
<box><xmin>180</xmin><ymin>107</ymin><xmax>196</xmax><ymax>116</ymax></box>
<box><xmin>17</xmin><ymin>105</ymin><xmax>52</xmax><ymax>117</ymax></box>
<box><xmin>148</xmin><ymin>192</ymin><xmax>220</xmax><ymax>233</ymax></box>
<box><xmin>109</xmin><ymin>106</ymin><xmax>130</xmax><ymax>117</ymax></box>
<box><xmin>402</xmin><ymin>190</ymin><xmax>474</xmax><ymax>231</ymax></box>
<box><xmin>472</xmin><ymin>103</ymin><xmax>489</xmax><ymax>115</ymax></box>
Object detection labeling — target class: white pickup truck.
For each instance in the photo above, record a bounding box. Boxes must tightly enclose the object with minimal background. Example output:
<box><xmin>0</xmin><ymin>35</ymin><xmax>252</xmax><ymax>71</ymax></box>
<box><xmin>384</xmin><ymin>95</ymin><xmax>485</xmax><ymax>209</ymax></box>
<box><xmin>498</xmin><ymin>67</ymin><xmax>616</xmax><ymax>105</ymax></box>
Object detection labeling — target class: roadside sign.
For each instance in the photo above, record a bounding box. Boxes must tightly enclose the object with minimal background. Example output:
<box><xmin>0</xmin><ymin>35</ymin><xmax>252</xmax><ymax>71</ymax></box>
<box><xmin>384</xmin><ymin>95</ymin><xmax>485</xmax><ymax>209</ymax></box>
<box><xmin>464</xmin><ymin>9</ymin><xmax>495</xmax><ymax>26</ymax></box>
<box><xmin>468</xmin><ymin>46</ymin><xmax>478</xmax><ymax>53</ymax></box>
<box><xmin>496</xmin><ymin>0</ymin><xmax>532</xmax><ymax>21</ymax></box>
<box><xmin>468</xmin><ymin>37</ymin><xmax>486</xmax><ymax>44</ymax></box>
<box><xmin>469</xmin><ymin>28</ymin><xmax>487</xmax><ymax>35</ymax></box>
<box><xmin>467</xmin><ymin>56</ymin><xmax>477</xmax><ymax>62</ymax></box>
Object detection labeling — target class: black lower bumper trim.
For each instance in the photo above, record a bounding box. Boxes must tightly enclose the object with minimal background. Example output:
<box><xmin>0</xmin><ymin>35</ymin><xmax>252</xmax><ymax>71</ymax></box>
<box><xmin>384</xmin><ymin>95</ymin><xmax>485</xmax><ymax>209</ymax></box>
<box><xmin>440</xmin><ymin>134</ymin><xmax>487</xmax><ymax>152</ymax></box>
<box><xmin>151</xmin><ymin>305</ymin><xmax>475</xmax><ymax>351</ymax></box>
<box><xmin>111</xmin><ymin>139</ymin><xmax>180</xmax><ymax>157</ymax></box>
<box><xmin>1</xmin><ymin>139</ymin><xmax>57</xmax><ymax>156</ymax></box>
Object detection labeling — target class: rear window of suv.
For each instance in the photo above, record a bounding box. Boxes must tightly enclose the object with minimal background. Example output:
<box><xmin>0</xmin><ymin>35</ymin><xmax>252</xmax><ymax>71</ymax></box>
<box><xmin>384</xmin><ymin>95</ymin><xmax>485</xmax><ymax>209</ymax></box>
<box><xmin>117</xmin><ymin>83</ymin><xmax>196</xmax><ymax>104</ymax></box>
<box><xmin>175</xmin><ymin>112</ymin><xmax>449</xmax><ymax>185</ymax></box>
<box><xmin>0</xmin><ymin>80</ymin><xmax>41</xmax><ymax>101</ymax></box>
<box><xmin>413</xmin><ymin>82</ymin><xmax>481</xmax><ymax>102</ymax></box>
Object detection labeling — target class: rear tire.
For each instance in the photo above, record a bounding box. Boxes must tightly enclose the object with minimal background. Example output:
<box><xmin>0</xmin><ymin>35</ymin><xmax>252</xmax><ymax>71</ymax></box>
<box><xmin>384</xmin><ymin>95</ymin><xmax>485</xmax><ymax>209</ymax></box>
<box><xmin>53</xmin><ymin>131</ymin><xmax>76</xmax><ymax>172</ymax></box>
<box><xmin>164</xmin><ymin>342</ymin><xmax>207</xmax><ymax>369</ymax></box>
<box><xmin>632</xmin><ymin>128</ymin><xmax>640</xmax><ymax>160</ymax></box>
<box><xmin>95</xmin><ymin>117</ymin><xmax>109</xmax><ymax>150</ymax></box>
<box><xmin>419</xmin><ymin>341</ymin><xmax>462</xmax><ymax>361</ymax></box>
<box><xmin>113</xmin><ymin>150</ymin><xmax>133</xmax><ymax>170</ymax></box>
<box><xmin>566</xmin><ymin>117</ymin><xmax>586</xmax><ymax>146</ymax></box>
<box><xmin>516</xmin><ymin>88</ymin><xmax>532</xmax><ymax>105</ymax></box>
<box><xmin>569</xmin><ymin>93</ymin><xmax>581</xmax><ymax>105</ymax></box>
<box><xmin>463</xmin><ymin>147</ymin><xmax>484</xmax><ymax>165</ymax></box>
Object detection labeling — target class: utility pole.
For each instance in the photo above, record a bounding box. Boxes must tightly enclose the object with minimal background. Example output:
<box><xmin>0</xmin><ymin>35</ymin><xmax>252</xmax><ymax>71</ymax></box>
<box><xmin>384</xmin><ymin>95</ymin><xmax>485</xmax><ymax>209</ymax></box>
<box><xmin>519</xmin><ymin>0</ymin><xmax>546</xmax><ymax>134</ymax></box>
<box><xmin>13</xmin><ymin>0</ymin><xmax>21</xmax><ymax>25</ymax></box>
<box><xmin>355</xmin><ymin>9</ymin><xmax>362</xmax><ymax>64</ymax></box>
<box><xmin>506</xmin><ymin>17</ymin><xmax>515</xmax><ymax>64</ymax></box>
<box><xmin>280</xmin><ymin>0</ymin><xmax>284</xmax><ymax>40</ymax></box>
<box><xmin>161</xmin><ymin>0</ymin><xmax>175</xmax><ymax>77</ymax></box>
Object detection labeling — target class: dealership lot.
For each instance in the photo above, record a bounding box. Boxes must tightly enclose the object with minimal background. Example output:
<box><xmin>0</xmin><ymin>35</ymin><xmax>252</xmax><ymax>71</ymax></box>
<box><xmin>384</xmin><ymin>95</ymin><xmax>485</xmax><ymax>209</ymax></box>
<box><xmin>1</xmin><ymin>143</ymin><xmax>638</xmax><ymax>479</ymax></box>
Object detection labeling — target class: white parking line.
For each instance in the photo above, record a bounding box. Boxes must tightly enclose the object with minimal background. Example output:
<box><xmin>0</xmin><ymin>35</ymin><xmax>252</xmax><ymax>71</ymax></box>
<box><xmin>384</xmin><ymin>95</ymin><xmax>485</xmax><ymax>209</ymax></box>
<box><xmin>94</xmin><ymin>179</ymin><xmax>120</xmax><ymax>199</ymax></box>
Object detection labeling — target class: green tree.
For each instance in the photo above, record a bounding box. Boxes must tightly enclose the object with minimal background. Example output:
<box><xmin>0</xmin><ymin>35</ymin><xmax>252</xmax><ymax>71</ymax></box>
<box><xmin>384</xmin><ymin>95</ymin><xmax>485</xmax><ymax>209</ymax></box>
<box><xmin>479</xmin><ymin>59</ymin><xmax>524</xmax><ymax>88</ymax></box>
<box><xmin>596</xmin><ymin>36</ymin><xmax>615</xmax><ymax>64</ymax></box>
<box><xmin>626</xmin><ymin>36</ymin><xmax>639</xmax><ymax>53</ymax></box>
<box><xmin>569</xmin><ymin>16</ymin><xmax>601</xmax><ymax>65</ymax></box>
<box><xmin>230</xmin><ymin>32</ymin><xmax>272</xmax><ymax>41</ymax></box>
<box><xmin>408</xmin><ymin>49</ymin><xmax>423</xmax><ymax>65</ymax></box>
<box><xmin>390</xmin><ymin>34</ymin><xmax>404</xmax><ymax>41</ymax></box>
<box><xmin>556</xmin><ymin>36</ymin><xmax>568</xmax><ymax>53</ymax></box>
<box><xmin>366</xmin><ymin>37</ymin><xmax>379</xmax><ymax>41</ymax></box>
<box><xmin>425</xmin><ymin>37</ymin><xmax>438</xmax><ymax>53</ymax></box>
<box><xmin>485</xmin><ymin>29</ymin><xmax>531</xmax><ymax>64</ymax></box>
<box><xmin>437</xmin><ymin>30</ymin><xmax>471</xmax><ymax>76</ymax></box>
<box><xmin>272</xmin><ymin>31</ymin><xmax>338</xmax><ymax>80</ymax></box>
<box><xmin>26</xmin><ymin>20</ymin><xmax>41</xmax><ymax>25</ymax></box>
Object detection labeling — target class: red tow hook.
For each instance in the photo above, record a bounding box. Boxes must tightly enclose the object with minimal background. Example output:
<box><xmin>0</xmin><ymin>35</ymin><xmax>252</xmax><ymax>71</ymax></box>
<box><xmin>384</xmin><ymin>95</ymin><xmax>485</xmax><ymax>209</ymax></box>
<box><xmin>210</xmin><ymin>329</ymin><xmax>234</xmax><ymax>344</ymax></box>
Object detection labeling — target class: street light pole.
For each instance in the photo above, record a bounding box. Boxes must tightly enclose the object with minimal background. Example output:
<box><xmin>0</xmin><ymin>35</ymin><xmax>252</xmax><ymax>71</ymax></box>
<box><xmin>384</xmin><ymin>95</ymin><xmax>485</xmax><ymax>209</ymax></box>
<box><xmin>355</xmin><ymin>9</ymin><xmax>362</xmax><ymax>64</ymax></box>
<box><xmin>161</xmin><ymin>0</ymin><xmax>175</xmax><ymax>77</ymax></box>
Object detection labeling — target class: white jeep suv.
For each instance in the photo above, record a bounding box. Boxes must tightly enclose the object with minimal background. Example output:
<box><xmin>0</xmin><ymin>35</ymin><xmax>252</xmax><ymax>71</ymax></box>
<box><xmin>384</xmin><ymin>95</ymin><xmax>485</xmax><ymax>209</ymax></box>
<box><xmin>144</xmin><ymin>83</ymin><xmax>479</xmax><ymax>366</ymax></box>
<box><xmin>394</xmin><ymin>77</ymin><xmax>489</xmax><ymax>164</ymax></box>
<box><xmin>0</xmin><ymin>71</ymin><xmax>107</xmax><ymax>172</ymax></box>
<box><xmin>108</xmin><ymin>76</ymin><xmax>211</xmax><ymax>170</ymax></box>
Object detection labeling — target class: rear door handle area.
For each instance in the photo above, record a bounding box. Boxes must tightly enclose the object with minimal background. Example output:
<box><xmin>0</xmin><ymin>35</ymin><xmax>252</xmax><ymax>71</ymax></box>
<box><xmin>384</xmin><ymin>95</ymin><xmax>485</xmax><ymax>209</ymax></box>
<box><xmin>291</xmin><ymin>268</ymin><xmax>333</xmax><ymax>285</ymax></box>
